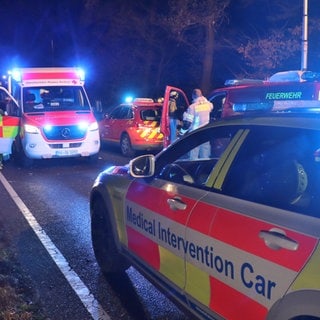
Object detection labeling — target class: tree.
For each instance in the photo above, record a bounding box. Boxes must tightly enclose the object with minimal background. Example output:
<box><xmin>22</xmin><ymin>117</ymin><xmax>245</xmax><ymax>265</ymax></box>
<box><xmin>160</xmin><ymin>0</ymin><xmax>230</xmax><ymax>93</ymax></box>
<box><xmin>228</xmin><ymin>0</ymin><xmax>320</xmax><ymax>79</ymax></box>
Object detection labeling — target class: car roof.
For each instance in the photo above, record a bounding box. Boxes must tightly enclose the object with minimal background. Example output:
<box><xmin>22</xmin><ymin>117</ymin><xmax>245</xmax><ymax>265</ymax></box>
<box><xmin>208</xmin><ymin>112</ymin><xmax>320</xmax><ymax>131</ymax></box>
<box><xmin>119</xmin><ymin>102</ymin><xmax>162</xmax><ymax>108</ymax></box>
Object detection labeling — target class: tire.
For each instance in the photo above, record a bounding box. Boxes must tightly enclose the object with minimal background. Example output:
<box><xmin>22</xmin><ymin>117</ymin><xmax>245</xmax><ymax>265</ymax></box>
<box><xmin>12</xmin><ymin>139</ymin><xmax>34</xmax><ymax>167</ymax></box>
<box><xmin>91</xmin><ymin>195</ymin><xmax>129</xmax><ymax>274</ymax></box>
<box><xmin>120</xmin><ymin>133</ymin><xmax>135</xmax><ymax>157</ymax></box>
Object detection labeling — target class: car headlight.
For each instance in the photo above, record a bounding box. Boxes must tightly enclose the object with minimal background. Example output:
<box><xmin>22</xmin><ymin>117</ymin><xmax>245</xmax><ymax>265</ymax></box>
<box><xmin>88</xmin><ymin>121</ymin><xmax>99</xmax><ymax>131</ymax></box>
<box><xmin>24</xmin><ymin>124</ymin><xmax>40</xmax><ymax>134</ymax></box>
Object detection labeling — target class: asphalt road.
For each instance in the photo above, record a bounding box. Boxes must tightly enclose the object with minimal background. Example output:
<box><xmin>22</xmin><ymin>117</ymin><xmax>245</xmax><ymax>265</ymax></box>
<box><xmin>0</xmin><ymin>146</ymin><xmax>187</xmax><ymax>320</ymax></box>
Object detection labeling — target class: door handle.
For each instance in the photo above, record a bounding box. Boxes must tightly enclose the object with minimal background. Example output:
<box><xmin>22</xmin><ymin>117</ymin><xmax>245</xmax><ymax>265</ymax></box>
<box><xmin>259</xmin><ymin>229</ymin><xmax>299</xmax><ymax>251</ymax></box>
<box><xmin>167</xmin><ymin>197</ymin><xmax>187</xmax><ymax>211</ymax></box>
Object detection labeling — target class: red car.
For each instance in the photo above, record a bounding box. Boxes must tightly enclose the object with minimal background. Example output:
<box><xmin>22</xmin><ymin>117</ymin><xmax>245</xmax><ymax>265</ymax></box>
<box><xmin>99</xmin><ymin>98</ymin><xmax>164</xmax><ymax>156</ymax></box>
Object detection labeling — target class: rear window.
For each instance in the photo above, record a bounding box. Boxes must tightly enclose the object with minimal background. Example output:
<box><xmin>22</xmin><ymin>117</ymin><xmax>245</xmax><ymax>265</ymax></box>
<box><xmin>140</xmin><ymin>108</ymin><xmax>161</xmax><ymax>121</ymax></box>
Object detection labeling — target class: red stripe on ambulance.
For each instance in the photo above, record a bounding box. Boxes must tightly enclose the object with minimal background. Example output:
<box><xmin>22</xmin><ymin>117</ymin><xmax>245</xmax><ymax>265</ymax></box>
<box><xmin>22</xmin><ymin>72</ymin><xmax>78</xmax><ymax>81</ymax></box>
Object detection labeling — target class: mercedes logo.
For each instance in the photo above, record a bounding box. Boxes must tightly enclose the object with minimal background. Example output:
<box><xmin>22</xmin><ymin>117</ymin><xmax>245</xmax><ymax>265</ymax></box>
<box><xmin>61</xmin><ymin>127</ymin><xmax>71</xmax><ymax>139</ymax></box>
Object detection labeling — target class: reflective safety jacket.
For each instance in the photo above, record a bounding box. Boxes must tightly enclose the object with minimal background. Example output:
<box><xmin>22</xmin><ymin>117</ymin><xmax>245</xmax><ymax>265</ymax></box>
<box><xmin>184</xmin><ymin>96</ymin><xmax>213</xmax><ymax>131</ymax></box>
<box><xmin>0</xmin><ymin>115</ymin><xmax>20</xmax><ymax>154</ymax></box>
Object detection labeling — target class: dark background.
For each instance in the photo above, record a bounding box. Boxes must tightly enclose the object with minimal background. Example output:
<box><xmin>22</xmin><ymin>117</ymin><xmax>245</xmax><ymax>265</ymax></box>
<box><xmin>0</xmin><ymin>0</ymin><xmax>319</xmax><ymax>108</ymax></box>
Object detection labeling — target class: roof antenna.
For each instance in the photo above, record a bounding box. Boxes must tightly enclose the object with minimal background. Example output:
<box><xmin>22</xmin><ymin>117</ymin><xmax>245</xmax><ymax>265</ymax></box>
<box><xmin>301</xmin><ymin>0</ymin><xmax>308</xmax><ymax>71</ymax></box>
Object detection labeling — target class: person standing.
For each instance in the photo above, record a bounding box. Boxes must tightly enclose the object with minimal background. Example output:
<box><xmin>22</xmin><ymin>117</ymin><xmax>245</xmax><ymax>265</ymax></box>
<box><xmin>168</xmin><ymin>91</ymin><xmax>179</xmax><ymax>144</ymax></box>
<box><xmin>182</xmin><ymin>88</ymin><xmax>213</xmax><ymax>159</ymax></box>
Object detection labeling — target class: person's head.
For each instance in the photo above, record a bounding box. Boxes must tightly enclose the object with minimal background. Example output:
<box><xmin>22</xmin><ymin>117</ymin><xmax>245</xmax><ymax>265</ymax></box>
<box><xmin>192</xmin><ymin>88</ymin><xmax>202</xmax><ymax>100</ymax></box>
<box><xmin>170</xmin><ymin>91</ymin><xmax>179</xmax><ymax>99</ymax></box>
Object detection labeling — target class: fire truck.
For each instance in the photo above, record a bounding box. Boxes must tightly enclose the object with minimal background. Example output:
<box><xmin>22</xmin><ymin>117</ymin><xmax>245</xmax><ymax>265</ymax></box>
<box><xmin>7</xmin><ymin>67</ymin><xmax>100</xmax><ymax>166</ymax></box>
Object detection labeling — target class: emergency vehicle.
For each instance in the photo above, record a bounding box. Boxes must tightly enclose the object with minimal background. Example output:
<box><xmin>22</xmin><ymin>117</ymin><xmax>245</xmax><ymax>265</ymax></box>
<box><xmin>162</xmin><ymin>71</ymin><xmax>320</xmax><ymax>148</ymax></box>
<box><xmin>99</xmin><ymin>98</ymin><xmax>164</xmax><ymax>157</ymax></box>
<box><xmin>208</xmin><ymin>70</ymin><xmax>320</xmax><ymax>119</ymax></box>
<box><xmin>8</xmin><ymin>67</ymin><xmax>100</xmax><ymax>166</ymax></box>
<box><xmin>90</xmin><ymin>109</ymin><xmax>320</xmax><ymax>319</ymax></box>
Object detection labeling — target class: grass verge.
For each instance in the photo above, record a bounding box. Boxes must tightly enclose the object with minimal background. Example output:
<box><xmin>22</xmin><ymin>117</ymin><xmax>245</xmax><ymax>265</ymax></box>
<box><xmin>0</xmin><ymin>227</ymin><xmax>46</xmax><ymax>320</ymax></box>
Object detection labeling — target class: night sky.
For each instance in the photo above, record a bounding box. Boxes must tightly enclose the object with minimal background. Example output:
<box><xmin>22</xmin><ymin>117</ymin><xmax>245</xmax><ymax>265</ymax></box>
<box><xmin>1</xmin><ymin>0</ymin><xmax>319</xmax><ymax>106</ymax></box>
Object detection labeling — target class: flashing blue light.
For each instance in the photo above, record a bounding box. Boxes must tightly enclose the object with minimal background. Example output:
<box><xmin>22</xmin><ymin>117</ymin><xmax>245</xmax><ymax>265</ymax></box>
<box><xmin>125</xmin><ymin>96</ymin><xmax>133</xmax><ymax>103</ymax></box>
<box><xmin>76</xmin><ymin>68</ymin><xmax>85</xmax><ymax>81</ymax></box>
<box><xmin>78</xmin><ymin>121</ymin><xmax>89</xmax><ymax>130</ymax></box>
<box><xmin>44</xmin><ymin>124</ymin><xmax>53</xmax><ymax>132</ymax></box>
<box><xmin>10</xmin><ymin>69</ymin><xmax>21</xmax><ymax>82</ymax></box>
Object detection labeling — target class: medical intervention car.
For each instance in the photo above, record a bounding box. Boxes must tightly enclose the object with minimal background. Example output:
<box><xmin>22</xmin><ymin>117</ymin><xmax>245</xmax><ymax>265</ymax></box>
<box><xmin>90</xmin><ymin>110</ymin><xmax>320</xmax><ymax>319</ymax></box>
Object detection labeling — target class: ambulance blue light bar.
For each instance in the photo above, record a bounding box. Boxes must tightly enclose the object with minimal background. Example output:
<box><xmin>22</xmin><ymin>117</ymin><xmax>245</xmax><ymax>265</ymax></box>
<box><xmin>75</xmin><ymin>68</ymin><xmax>85</xmax><ymax>81</ymax></box>
<box><xmin>9</xmin><ymin>69</ymin><xmax>22</xmax><ymax>82</ymax></box>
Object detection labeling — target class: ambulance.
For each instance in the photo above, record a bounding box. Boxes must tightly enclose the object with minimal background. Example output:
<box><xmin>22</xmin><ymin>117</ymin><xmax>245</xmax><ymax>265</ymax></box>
<box><xmin>8</xmin><ymin>67</ymin><xmax>100</xmax><ymax>166</ymax></box>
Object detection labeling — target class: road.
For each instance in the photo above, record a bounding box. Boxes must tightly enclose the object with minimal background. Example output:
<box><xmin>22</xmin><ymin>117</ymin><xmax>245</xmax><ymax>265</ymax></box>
<box><xmin>0</xmin><ymin>146</ymin><xmax>187</xmax><ymax>320</ymax></box>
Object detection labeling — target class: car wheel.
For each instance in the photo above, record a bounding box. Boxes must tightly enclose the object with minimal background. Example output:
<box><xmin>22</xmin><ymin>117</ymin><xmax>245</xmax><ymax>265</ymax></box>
<box><xmin>91</xmin><ymin>195</ymin><xmax>129</xmax><ymax>274</ymax></box>
<box><xmin>120</xmin><ymin>133</ymin><xmax>135</xmax><ymax>157</ymax></box>
<box><xmin>12</xmin><ymin>139</ymin><xmax>34</xmax><ymax>167</ymax></box>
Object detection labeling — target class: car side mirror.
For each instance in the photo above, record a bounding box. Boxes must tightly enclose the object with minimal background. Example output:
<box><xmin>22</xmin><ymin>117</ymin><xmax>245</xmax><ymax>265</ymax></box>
<box><xmin>129</xmin><ymin>154</ymin><xmax>155</xmax><ymax>178</ymax></box>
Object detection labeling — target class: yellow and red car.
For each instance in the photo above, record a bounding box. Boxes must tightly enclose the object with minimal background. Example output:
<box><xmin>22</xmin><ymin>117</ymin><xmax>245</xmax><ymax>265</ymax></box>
<box><xmin>99</xmin><ymin>98</ymin><xmax>164</xmax><ymax>157</ymax></box>
<box><xmin>91</xmin><ymin>109</ymin><xmax>320</xmax><ymax>319</ymax></box>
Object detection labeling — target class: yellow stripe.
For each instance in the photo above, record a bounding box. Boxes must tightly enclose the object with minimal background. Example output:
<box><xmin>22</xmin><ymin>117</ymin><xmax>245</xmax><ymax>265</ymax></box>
<box><xmin>214</xmin><ymin>129</ymin><xmax>249</xmax><ymax>190</ymax></box>
<box><xmin>159</xmin><ymin>246</ymin><xmax>185</xmax><ymax>288</ymax></box>
<box><xmin>185</xmin><ymin>261</ymin><xmax>210</xmax><ymax>306</ymax></box>
<box><xmin>3</xmin><ymin>126</ymin><xmax>19</xmax><ymax>138</ymax></box>
<box><xmin>148</xmin><ymin>129</ymin><xmax>157</xmax><ymax>139</ymax></box>
<box><xmin>206</xmin><ymin>129</ymin><xmax>245</xmax><ymax>188</ymax></box>
<box><xmin>290</xmin><ymin>243</ymin><xmax>320</xmax><ymax>290</ymax></box>
<box><xmin>140</xmin><ymin>130</ymin><xmax>148</xmax><ymax>138</ymax></box>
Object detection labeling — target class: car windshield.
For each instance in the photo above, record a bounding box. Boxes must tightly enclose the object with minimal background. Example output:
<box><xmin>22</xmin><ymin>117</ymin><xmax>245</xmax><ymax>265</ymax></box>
<box><xmin>23</xmin><ymin>86</ymin><xmax>91</xmax><ymax>113</ymax></box>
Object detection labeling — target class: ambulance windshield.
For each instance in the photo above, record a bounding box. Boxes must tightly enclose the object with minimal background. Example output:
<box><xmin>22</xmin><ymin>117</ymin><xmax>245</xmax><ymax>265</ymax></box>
<box><xmin>22</xmin><ymin>86</ymin><xmax>91</xmax><ymax>113</ymax></box>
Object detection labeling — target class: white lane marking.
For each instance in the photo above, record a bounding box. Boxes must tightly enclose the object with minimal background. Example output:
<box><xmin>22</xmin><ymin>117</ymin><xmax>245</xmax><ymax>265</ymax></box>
<box><xmin>0</xmin><ymin>172</ymin><xmax>111</xmax><ymax>320</ymax></box>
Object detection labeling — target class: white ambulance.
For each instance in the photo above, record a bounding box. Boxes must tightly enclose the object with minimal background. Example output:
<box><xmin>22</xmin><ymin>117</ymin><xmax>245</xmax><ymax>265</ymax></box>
<box><xmin>8</xmin><ymin>67</ymin><xmax>100</xmax><ymax>166</ymax></box>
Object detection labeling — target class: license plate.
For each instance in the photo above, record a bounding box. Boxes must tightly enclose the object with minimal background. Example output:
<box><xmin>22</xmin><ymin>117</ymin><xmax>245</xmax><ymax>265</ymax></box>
<box><xmin>56</xmin><ymin>149</ymin><xmax>78</xmax><ymax>156</ymax></box>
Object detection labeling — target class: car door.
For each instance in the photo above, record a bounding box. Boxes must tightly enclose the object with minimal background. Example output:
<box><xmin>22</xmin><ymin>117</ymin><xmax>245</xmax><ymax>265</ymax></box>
<box><xmin>184</xmin><ymin>124</ymin><xmax>320</xmax><ymax>320</ymax></box>
<box><xmin>161</xmin><ymin>85</ymin><xmax>189</xmax><ymax>148</ymax></box>
<box><xmin>100</xmin><ymin>105</ymin><xmax>132</xmax><ymax>141</ymax></box>
<box><xmin>125</xmin><ymin>178</ymin><xmax>204</xmax><ymax>298</ymax></box>
<box><xmin>124</xmin><ymin>134</ymin><xmax>226</xmax><ymax>301</ymax></box>
<box><xmin>100</xmin><ymin>106</ymin><xmax>120</xmax><ymax>141</ymax></box>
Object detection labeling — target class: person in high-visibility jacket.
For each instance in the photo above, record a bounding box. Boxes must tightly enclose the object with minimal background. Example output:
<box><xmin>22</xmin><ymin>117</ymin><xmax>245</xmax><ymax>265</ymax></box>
<box><xmin>0</xmin><ymin>110</ymin><xmax>19</xmax><ymax>168</ymax></box>
<box><xmin>180</xmin><ymin>88</ymin><xmax>213</xmax><ymax>159</ymax></box>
